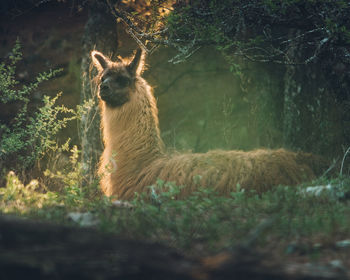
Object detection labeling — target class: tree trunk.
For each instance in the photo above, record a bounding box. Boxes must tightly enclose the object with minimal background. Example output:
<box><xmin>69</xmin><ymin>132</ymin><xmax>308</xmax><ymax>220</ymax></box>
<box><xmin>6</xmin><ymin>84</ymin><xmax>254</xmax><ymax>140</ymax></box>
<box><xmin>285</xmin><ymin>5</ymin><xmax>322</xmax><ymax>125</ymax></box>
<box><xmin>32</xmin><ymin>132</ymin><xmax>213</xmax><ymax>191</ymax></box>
<box><xmin>80</xmin><ymin>2</ymin><xmax>119</xmax><ymax>185</ymax></box>
<box><xmin>0</xmin><ymin>215</ymin><xmax>347</xmax><ymax>280</ymax></box>
<box><xmin>282</xmin><ymin>31</ymin><xmax>346</xmax><ymax>157</ymax></box>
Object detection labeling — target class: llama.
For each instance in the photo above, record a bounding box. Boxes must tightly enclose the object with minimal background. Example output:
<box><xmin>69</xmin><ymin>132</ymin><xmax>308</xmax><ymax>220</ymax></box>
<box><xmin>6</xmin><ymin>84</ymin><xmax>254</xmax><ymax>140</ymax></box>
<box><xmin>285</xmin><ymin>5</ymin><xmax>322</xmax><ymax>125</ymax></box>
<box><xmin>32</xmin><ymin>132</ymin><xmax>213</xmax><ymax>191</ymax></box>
<box><xmin>91</xmin><ymin>49</ymin><xmax>326</xmax><ymax>200</ymax></box>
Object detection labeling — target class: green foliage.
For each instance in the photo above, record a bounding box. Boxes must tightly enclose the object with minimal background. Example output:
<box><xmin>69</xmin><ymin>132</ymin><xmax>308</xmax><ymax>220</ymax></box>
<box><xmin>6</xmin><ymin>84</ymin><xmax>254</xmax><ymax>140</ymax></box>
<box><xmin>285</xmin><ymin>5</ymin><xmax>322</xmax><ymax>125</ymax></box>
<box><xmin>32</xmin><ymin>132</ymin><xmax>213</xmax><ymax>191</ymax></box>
<box><xmin>43</xmin><ymin>144</ymin><xmax>102</xmax><ymax>208</ymax></box>
<box><xmin>0</xmin><ymin>40</ymin><xmax>78</xmax><ymax>171</ymax></box>
<box><xmin>0</xmin><ymin>171</ymin><xmax>60</xmax><ymax>214</ymax></box>
<box><xmin>0</xmin><ymin>39</ymin><xmax>60</xmax><ymax>103</ymax></box>
<box><xmin>163</xmin><ymin>0</ymin><xmax>350</xmax><ymax>65</ymax></box>
<box><xmin>0</xmin><ymin>144</ymin><xmax>102</xmax><ymax>215</ymax></box>
<box><xmin>0</xmin><ymin>40</ymin><xmax>99</xmax><ymax>217</ymax></box>
<box><xmin>107</xmin><ymin>177</ymin><xmax>350</xmax><ymax>252</ymax></box>
<box><xmin>44</xmin><ymin>145</ymin><xmax>82</xmax><ymax>189</ymax></box>
<box><xmin>1</xmin><ymin>144</ymin><xmax>350</xmax><ymax>254</ymax></box>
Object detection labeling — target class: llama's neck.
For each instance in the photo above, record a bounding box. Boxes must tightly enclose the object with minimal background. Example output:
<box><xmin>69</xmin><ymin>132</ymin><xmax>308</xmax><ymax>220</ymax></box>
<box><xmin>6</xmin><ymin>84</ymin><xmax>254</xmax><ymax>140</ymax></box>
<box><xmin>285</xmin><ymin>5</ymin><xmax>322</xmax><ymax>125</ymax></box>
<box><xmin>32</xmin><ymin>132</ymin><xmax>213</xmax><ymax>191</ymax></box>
<box><xmin>101</xmin><ymin>78</ymin><xmax>165</xmax><ymax>172</ymax></box>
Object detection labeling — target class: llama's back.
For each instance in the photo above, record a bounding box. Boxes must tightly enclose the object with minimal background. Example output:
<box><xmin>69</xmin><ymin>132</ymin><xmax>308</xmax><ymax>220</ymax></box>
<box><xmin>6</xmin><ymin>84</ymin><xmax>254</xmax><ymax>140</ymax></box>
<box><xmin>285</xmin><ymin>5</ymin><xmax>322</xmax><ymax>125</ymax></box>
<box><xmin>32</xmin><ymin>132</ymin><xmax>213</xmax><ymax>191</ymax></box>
<box><xmin>91</xmin><ymin>49</ymin><xmax>327</xmax><ymax>200</ymax></box>
<box><xmin>118</xmin><ymin>148</ymin><xmax>326</xmax><ymax>199</ymax></box>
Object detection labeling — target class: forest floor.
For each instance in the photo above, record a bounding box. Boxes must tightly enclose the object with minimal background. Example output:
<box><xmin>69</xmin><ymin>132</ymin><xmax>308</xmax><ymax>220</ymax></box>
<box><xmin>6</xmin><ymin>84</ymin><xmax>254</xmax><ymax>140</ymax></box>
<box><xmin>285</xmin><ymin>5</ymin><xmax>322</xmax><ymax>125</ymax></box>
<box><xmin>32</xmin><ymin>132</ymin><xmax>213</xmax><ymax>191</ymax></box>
<box><xmin>0</xmin><ymin>172</ymin><xmax>350</xmax><ymax>279</ymax></box>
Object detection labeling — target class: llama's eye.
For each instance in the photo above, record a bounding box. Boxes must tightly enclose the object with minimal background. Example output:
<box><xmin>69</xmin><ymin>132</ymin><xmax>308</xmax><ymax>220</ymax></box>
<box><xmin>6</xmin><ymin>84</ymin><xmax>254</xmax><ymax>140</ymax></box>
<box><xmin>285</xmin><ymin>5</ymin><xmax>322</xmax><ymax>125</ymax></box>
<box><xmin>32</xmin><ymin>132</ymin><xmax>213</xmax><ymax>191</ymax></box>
<box><xmin>115</xmin><ymin>76</ymin><xmax>130</xmax><ymax>87</ymax></box>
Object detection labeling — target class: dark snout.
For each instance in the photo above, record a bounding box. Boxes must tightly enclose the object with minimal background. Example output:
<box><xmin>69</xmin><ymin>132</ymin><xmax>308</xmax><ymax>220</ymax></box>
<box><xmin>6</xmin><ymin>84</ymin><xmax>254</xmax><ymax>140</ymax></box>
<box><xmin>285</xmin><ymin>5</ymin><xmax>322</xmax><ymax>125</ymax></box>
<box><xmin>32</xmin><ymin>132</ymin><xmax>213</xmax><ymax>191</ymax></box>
<box><xmin>98</xmin><ymin>82</ymin><xmax>129</xmax><ymax>107</ymax></box>
<box><xmin>99</xmin><ymin>83</ymin><xmax>111</xmax><ymax>100</ymax></box>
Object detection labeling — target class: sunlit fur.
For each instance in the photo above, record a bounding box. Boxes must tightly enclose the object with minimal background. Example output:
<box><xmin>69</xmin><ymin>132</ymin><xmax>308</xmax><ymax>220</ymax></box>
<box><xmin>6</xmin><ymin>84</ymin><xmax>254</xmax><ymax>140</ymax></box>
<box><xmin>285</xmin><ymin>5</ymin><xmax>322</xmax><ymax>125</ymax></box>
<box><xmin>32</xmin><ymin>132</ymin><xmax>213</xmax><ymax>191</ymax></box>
<box><xmin>92</xmin><ymin>50</ymin><xmax>326</xmax><ymax>200</ymax></box>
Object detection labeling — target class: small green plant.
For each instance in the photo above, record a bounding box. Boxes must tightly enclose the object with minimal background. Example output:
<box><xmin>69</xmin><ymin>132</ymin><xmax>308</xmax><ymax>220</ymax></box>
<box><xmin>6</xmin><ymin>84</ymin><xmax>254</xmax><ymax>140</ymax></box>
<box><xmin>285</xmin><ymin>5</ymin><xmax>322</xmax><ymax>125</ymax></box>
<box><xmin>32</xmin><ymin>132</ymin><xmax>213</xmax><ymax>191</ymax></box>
<box><xmin>44</xmin><ymin>144</ymin><xmax>102</xmax><ymax>209</ymax></box>
<box><xmin>0</xmin><ymin>171</ymin><xmax>60</xmax><ymax>214</ymax></box>
<box><xmin>44</xmin><ymin>145</ymin><xmax>82</xmax><ymax>189</ymax></box>
<box><xmin>0</xmin><ymin>144</ymin><xmax>105</xmax><ymax>217</ymax></box>
<box><xmin>0</xmin><ymin>39</ymin><xmax>77</xmax><ymax>174</ymax></box>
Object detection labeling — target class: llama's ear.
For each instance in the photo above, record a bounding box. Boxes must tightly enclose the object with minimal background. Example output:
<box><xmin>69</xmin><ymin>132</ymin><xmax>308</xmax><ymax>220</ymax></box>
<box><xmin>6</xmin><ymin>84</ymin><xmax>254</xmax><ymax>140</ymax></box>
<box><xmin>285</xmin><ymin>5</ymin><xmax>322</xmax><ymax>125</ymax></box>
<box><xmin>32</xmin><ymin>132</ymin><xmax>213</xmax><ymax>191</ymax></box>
<box><xmin>91</xmin><ymin>51</ymin><xmax>110</xmax><ymax>72</ymax></box>
<box><xmin>127</xmin><ymin>49</ymin><xmax>144</xmax><ymax>76</ymax></box>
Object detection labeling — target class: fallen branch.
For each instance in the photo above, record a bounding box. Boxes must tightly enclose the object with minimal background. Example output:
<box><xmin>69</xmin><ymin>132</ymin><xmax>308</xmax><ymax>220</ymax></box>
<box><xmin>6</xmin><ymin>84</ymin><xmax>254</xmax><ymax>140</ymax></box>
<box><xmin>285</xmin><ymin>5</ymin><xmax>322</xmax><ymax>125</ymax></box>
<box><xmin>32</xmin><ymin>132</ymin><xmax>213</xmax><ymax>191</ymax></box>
<box><xmin>0</xmin><ymin>215</ymin><xmax>347</xmax><ymax>280</ymax></box>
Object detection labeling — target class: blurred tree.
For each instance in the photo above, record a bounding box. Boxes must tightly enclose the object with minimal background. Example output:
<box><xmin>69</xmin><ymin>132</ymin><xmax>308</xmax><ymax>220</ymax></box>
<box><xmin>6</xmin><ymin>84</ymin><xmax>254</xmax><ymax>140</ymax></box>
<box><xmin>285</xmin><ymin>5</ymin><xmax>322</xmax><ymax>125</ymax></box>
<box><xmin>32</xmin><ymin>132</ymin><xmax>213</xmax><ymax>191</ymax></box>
<box><xmin>80</xmin><ymin>0</ymin><xmax>119</xmax><ymax>185</ymax></box>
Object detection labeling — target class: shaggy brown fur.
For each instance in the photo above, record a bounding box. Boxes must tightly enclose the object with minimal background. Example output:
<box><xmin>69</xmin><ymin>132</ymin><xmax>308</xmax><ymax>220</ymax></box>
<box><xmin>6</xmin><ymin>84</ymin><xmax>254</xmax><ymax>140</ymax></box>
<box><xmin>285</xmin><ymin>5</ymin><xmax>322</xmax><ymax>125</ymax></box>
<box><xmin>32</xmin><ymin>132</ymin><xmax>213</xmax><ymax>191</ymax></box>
<box><xmin>92</xmin><ymin>50</ymin><xmax>326</xmax><ymax>200</ymax></box>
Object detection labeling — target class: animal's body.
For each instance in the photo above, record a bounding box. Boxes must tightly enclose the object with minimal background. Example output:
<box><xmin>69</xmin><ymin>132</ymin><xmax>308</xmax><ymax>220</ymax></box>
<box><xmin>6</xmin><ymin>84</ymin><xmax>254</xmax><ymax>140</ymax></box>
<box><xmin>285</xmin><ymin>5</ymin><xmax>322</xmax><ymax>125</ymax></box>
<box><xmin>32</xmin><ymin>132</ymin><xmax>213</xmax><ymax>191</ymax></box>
<box><xmin>92</xmin><ymin>49</ymin><xmax>325</xmax><ymax>200</ymax></box>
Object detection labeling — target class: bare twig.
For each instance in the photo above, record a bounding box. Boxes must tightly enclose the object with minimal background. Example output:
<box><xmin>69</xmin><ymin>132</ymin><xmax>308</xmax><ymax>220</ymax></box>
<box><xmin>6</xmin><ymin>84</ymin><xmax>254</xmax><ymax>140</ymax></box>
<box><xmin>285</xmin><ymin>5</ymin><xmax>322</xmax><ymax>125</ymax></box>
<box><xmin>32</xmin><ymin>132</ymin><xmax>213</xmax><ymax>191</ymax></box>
<box><xmin>340</xmin><ymin>147</ymin><xmax>350</xmax><ymax>176</ymax></box>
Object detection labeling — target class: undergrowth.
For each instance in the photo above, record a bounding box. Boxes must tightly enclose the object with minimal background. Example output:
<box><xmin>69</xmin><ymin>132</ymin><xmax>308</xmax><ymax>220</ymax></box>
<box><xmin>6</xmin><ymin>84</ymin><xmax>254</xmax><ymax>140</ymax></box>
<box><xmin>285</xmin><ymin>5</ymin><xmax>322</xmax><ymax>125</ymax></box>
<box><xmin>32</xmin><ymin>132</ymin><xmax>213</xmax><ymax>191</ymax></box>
<box><xmin>1</xmin><ymin>156</ymin><xmax>349</xmax><ymax>255</ymax></box>
<box><xmin>0</xmin><ymin>39</ymin><xmax>79</xmax><ymax>174</ymax></box>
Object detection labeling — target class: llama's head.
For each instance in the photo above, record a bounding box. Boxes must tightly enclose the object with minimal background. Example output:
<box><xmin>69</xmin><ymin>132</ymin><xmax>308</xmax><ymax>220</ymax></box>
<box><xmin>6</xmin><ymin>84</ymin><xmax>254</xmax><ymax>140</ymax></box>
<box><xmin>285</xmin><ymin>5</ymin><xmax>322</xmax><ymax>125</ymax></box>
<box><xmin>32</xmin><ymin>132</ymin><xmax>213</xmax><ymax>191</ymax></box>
<box><xmin>91</xmin><ymin>49</ymin><xmax>144</xmax><ymax>108</ymax></box>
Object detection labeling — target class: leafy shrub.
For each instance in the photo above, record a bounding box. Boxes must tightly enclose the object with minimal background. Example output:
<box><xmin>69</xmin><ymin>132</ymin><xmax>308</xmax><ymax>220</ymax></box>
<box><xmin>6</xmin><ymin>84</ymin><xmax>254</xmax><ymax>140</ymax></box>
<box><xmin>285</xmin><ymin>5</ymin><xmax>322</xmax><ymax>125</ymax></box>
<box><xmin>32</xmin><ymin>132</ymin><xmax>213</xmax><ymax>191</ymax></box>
<box><xmin>0</xmin><ymin>171</ymin><xmax>60</xmax><ymax>214</ymax></box>
<box><xmin>0</xmin><ymin>144</ymin><xmax>103</xmax><ymax>216</ymax></box>
<box><xmin>0</xmin><ymin>39</ymin><xmax>78</xmax><ymax>175</ymax></box>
